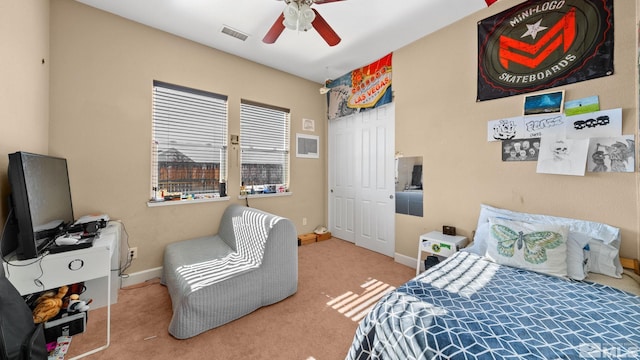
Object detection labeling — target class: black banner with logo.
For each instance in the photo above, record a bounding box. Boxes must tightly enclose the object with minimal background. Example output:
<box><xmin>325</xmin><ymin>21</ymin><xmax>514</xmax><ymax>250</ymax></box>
<box><xmin>477</xmin><ymin>0</ymin><xmax>613</xmax><ymax>101</ymax></box>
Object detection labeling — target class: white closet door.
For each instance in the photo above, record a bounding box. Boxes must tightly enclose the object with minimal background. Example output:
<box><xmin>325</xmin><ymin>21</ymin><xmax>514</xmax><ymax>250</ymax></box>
<box><xmin>329</xmin><ymin>103</ymin><xmax>395</xmax><ymax>257</ymax></box>
<box><xmin>329</xmin><ymin>113</ymin><xmax>357</xmax><ymax>242</ymax></box>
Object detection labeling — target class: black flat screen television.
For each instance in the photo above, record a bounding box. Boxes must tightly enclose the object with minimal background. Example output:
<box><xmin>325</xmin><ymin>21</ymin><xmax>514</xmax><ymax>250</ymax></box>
<box><xmin>3</xmin><ymin>152</ymin><xmax>74</xmax><ymax>260</ymax></box>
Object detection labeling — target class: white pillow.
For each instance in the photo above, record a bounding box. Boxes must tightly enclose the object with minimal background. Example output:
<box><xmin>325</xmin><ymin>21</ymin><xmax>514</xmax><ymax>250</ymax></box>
<box><xmin>565</xmin><ymin>232</ymin><xmax>590</xmax><ymax>281</ymax></box>
<box><xmin>463</xmin><ymin>222</ymin><xmax>489</xmax><ymax>256</ymax></box>
<box><xmin>473</xmin><ymin>204</ymin><xmax>622</xmax><ymax>279</ymax></box>
<box><xmin>586</xmin><ymin>240</ymin><xmax>621</xmax><ymax>278</ymax></box>
<box><xmin>485</xmin><ymin>217</ymin><xmax>569</xmax><ymax>278</ymax></box>
<box><xmin>466</xmin><ymin>220</ymin><xmax>589</xmax><ymax>280</ymax></box>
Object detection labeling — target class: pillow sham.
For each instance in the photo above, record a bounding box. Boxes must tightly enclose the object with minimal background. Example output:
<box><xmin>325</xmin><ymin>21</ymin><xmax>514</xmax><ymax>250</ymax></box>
<box><xmin>464</xmin><ymin>222</ymin><xmax>489</xmax><ymax>256</ymax></box>
<box><xmin>485</xmin><ymin>217</ymin><xmax>569</xmax><ymax>278</ymax></box>
<box><xmin>586</xmin><ymin>240</ymin><xmax>620</xmax><ymax>279</ymax></box>
<box><xmin>471</xmin><ymin>204</ymin><xmax>622</xmax><ymax>279</ymax></box>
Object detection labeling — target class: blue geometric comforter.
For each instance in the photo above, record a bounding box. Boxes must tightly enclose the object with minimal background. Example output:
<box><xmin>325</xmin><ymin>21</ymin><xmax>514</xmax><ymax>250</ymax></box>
<box><xmin>346</xmin><ymin>251</ymin><xmax>640</xmax><ymax>360</ymax></box>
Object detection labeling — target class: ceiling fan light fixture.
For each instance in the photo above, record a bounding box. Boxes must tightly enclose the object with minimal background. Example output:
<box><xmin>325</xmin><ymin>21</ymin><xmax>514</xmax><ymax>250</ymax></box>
<box><xmin>284</xmin><ymin>2</ymin><xmax>299</xmax><ymax>20</ymax></box>
<box><xmin>299</xmin><ymin>22</ymin><xmax>313</xmax><ymax>32</ymax></box>
<box><xmin>265</xmin><ymin>0</ymin><xmax>342</xmax><ymax>46</ymax></box>
<box><xmin>283</xmin><ymin>2</ymin><xmax>300</xmax><ymax>30</ymax></box>
<box><xmin>283</xmin><ymin>18</ymin><xmax>298</xmax><ymax>30</ymax></box>
<box><xmin>294</xmin><ymin>4</ymin><xmax>314</xmax><ymax>31</ymax></box>
<box><xmin>299</xmin><ymin>5</ymin><xmax>316</xmax><ymax>25</ymax></box>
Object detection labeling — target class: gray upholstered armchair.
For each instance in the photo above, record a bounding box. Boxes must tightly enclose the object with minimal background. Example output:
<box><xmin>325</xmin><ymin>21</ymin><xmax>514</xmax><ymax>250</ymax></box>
<box><xmin>161</xmin><ymin>204</ymin><xmax>298</xmax><ymax>339</ymax></box>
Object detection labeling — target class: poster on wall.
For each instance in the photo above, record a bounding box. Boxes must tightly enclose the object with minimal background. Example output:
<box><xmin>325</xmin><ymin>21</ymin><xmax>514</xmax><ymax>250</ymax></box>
<box><xmin>477</xmin><ymin>0</ymin><xmax>614</xmax><ymax>101</ymax></box>
<box><xmin>587</xmin><ymin>136</ymin><xmax>635</xmax><ymax>173</ymax></box>
<box><xmin>487</xmin><ymin>114</ymin><xmax>565</xmax><ymax>142</ymax></box>
<box><xmin>536</xmin><ymin>135</ymin><xmax>589</xmax><ymax>176</ymax></box>
<box><xmin>326</xmin><ymin>53</ymin><xmax>393</xmax><ymax>120</ymax></box>
<box><xmin>565</xmin><ymin>108</ymin><xmax>622</xmax><ymax>139</ymax></box>
<box><xmin>502</xmin><ymin>138</ymin><xmax>540</xmax><ymax>161</ymax></box>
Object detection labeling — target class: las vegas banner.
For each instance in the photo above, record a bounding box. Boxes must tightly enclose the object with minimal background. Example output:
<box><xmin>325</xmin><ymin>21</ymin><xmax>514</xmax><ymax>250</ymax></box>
<box><xmin>326</xmin><ymin>53</ymin><xmax>392</xmax><ymax>120</ymax></box>
<box><xmin>477</xmin><ymin>0</ymin><xmax>614</xmax><ymax>101</ymax></box>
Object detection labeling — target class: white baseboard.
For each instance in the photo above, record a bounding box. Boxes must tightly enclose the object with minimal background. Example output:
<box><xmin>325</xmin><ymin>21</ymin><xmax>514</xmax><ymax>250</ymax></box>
<box><xmin>394</xmin><ymin>252</ymin><xmax>417</xmax><ymax>270</ymax></box>
<box><xmin>121</xmin><ymin>266</ymin><xmax>163</xmax><ymax>287</ymax></box>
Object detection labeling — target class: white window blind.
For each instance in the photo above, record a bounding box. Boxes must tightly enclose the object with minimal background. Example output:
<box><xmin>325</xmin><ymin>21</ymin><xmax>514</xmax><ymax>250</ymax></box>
<box><xmin>151</xmin><ymin>80</ymin><xmax>228</xmax><ymax>199</ymax></box>
<box><xmin>240</xmin><ymin>100</ymin><xmax>290</xmax><ymax>191</ymax></box>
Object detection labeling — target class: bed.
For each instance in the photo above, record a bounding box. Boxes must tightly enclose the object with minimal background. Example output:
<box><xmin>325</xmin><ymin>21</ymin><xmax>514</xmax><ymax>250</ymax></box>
<box><xmin>346</xmin><ymin>205</ymin><xmax>640</xmax><ymax>360</ymax></box>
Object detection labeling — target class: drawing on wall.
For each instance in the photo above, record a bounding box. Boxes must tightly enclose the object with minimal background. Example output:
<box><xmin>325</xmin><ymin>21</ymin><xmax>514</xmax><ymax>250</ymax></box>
<box><xmin>565</xmin><ymin>108</ymin><xmax>622</xmax><ymax>139</ymax></box>
<box><xmin>587</xmin><ymin>136</ymin><xmax>635</xmax><ymax>173</ymax></box>
<box><xmin>489</xmin><ymin>117</ymin><xmax>519</xmax><ymax>141</ymax></box>
<box><xmin>523</xmin><ymin>91</ymin><xmax>565</xmax><ymax>116</ymax></box>
<box><xmin>502</xmin><ymin>138</ymin><xmax>540</xmax><ymax>161</ymax></box>
<box><xmin>564</xmin><ymin>96</ymin><xmax>600</xmax><ymax>116</ymax></box>
<box><xmin>488</xmin><ymin>114</ymin><xmax>565</xmax><ymax>142</ymax></box>
<box><xmin>536</xmin><ymin>135</ymin><xmax>589</xmax><ymax>176</ymax></box>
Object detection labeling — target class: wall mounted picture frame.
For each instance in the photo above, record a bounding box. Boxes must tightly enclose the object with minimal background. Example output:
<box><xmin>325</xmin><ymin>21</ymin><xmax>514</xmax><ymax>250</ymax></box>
<box><xmin>296</xmin><ymin>133</ymin><xmax>319</xmax><ymax>158</ymax></box>
<box><xmin>302</xmin><ymin>118</ymin><xmax>315</xmax><ymax>132</ymax></box>
<box><xmin>523</xmin><ymin>90</ymin><xmax>565</xmax><ymax>116</ymax></box>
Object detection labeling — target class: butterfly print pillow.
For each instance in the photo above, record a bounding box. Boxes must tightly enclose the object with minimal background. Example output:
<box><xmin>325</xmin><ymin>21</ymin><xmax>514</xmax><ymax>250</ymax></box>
<box><xmin>486</xmin><ymin>217</ymin><xmax>569</xmax><ymax>278</ymax></box>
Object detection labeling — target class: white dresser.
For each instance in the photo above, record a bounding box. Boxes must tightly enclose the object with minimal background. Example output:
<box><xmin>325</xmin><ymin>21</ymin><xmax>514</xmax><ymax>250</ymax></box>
<box><xmin>1</xmin><ymin>221</ymin><xmax>123</xmax><ymax>358</ymax></box>
<box><xmin>2</xmin><ymin>221</ymin><xmax>122</xmax><ymax>308</ymax></box>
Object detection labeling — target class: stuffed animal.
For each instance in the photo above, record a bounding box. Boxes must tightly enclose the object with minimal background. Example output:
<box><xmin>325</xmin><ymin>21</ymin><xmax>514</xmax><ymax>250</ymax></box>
<box><xmin>32</xmin><ymin>285</ymin><xmax>68</xmax><ymax>323</ymax></box>
<box><xmin>66</xmin><ymin>294</ymin><xmax>91</xmax><ymax>313</ymax></box>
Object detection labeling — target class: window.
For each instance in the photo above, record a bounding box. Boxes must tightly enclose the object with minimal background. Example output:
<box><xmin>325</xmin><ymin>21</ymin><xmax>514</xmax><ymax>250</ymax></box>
<box><xmin>151</xmin><ymin>80</ymin><xmax>228</xmax><ymax>200</ymax></box>
<box><xmin>240</xmin><ymin>100</ymin><xmax>290</xmax><ymax>193</ymax></box>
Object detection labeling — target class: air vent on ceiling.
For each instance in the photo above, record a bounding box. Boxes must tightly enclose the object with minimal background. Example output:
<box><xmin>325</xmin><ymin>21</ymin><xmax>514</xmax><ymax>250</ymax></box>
<box><xmin>221</xmin><ymin>26</ymin><xmax>248</xmax><ymax>41</ymax></box>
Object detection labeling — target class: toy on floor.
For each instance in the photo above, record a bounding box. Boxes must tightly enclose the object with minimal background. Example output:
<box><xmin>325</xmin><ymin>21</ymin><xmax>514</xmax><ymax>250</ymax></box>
<box><xmin>32</xmin><ymin>285</ymin><xmax>68</xmax><ymax>323</ymax></box>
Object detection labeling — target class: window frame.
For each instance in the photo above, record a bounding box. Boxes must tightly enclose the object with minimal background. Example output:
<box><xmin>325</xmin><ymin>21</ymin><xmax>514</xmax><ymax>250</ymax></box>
<box><xmin>239</xmin><ymin>99</ymin><xmax>291</xmax><ymax>196</ymax></box>
<box><xmin>149</xmin><ymin>80</ymin><xmax>229</xmax><ymax>205</ymax></box>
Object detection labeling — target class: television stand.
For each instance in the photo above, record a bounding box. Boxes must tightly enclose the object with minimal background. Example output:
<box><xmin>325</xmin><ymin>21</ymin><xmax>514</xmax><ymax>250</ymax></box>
<box><xmin>2</xmin><ymin>221</ymin><xmax>122</xmax><ymax>359</ymax></box>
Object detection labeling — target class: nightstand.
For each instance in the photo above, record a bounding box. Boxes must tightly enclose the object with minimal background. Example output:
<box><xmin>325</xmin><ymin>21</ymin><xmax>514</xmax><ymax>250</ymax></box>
<box><xmin>416</xmin><ymin>231</ymin><xmax>467</xmax><ymax>275</ymax></box>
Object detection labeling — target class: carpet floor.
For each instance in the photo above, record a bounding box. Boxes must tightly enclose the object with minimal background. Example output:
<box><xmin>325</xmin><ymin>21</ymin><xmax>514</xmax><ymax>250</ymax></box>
<box><xmin>65</xmin><ymin>238</ymin><xmax>415</xmax><ymax>359</ymax></box>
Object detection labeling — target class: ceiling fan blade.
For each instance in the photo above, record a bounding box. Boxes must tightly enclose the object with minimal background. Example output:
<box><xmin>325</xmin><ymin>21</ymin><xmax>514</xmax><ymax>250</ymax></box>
<box><xmin>312</xmin><ymin>9</ymin><xmax>341</xmax><ymax>46</ymax></box>
<box><xmin>314</xmin><ymin>0</ymin><xmax>346</xmax><ymax>4</ymax></box>
<box><xmin>263</xmin><ymin>13</ymin><xmax>286</xmax><ymax>44</ymax></box>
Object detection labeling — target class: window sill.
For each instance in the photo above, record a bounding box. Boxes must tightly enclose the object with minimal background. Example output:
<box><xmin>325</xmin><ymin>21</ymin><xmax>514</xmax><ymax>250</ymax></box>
<box><xmin>238</xmin><ymin>192</ymin><xmax>293</xmax><ymax>199</ymax></box>
<box><xmin>147</xmin><ymin>196</ymin><xmax>229</xmax><ymax>207</ymax></box>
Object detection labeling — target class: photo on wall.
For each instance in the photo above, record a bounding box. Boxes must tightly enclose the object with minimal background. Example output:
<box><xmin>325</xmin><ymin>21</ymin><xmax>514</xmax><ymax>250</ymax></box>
<box><xmin>587</xmin><ymin>136</ymin><xmax>635</xmax><ymax>173</ymax></box>
<box><xmin>502</xmin><ymin>138</ymin><xmax>540</xmax><ymax>161</ymax></box>
<box><xmin>564</xmin><ymin>96</ymin><xmax>600</xmax><ymax>116</ymax></box>
<box><xmin>523</xmin><ymin>91</ymin><xmax>565</xmax><ymax>116</ymax></box>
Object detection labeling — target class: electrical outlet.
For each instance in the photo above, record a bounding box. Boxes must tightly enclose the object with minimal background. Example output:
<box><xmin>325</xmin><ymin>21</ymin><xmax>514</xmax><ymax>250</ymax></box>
<box><xmin>129</xmin><ymin>247</ymin><xmax>138</xmax><ymax>260</ymax></box>
<box><xmin>302</xmin><ymin>217</ymin><xmax>307</xmax><ymax>226</ymax></box>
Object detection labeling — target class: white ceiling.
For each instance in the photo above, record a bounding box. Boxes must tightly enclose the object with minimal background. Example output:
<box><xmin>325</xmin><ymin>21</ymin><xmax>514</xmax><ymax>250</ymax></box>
<box><xmin>74</xmin><ymin>0</ymin><xmax>493</xmax><ymax>84</ymax></box>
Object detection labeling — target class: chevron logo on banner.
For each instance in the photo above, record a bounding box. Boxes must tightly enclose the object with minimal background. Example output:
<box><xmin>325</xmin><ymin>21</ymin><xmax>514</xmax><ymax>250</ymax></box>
<box><xmin>499</xmin><ymin>8</ymin><xmax>576</xmax><ymax>69</ymax></box>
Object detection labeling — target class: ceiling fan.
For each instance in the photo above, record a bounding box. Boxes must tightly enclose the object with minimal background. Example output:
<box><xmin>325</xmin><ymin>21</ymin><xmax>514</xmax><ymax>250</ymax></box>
<box><xmin>263</xmin><ymin>0</ymin><xmax>345</xmax><ymax>47</ymax></box>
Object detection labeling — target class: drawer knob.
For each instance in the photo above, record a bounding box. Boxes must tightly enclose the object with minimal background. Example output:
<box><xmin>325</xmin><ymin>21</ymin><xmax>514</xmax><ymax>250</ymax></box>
<box><xmin>68</xmin><ymin>259</ymin><xmax>84</xmax><ymax>271</ymax></box>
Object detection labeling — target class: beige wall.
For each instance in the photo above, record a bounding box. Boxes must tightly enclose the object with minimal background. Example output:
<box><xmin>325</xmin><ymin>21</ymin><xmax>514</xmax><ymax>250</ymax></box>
<box><xmin>394</xmin><ymin>0</ymin><xmax>640</xmax><ymax>260</ymax></box>
<box><xmin>48</xmin><ymin>0</ymin><xmax>327</xmax><ymax>273</ymax></box>
<box><xmin>0</xmin><ymin>0</ymin><xmax>50</xmax><ymax>217</ymax></box>
<box><xmin>2</xmin><ymin>0</ymin><xmax>638</xmax><ymax>276</ymax></box>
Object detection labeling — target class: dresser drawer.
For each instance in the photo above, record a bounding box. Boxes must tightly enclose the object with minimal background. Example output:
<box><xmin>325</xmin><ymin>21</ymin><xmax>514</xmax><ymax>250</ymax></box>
<box><xmin>5</xmin><ymin>247</ymin><xmax>110</xmax><ymax>295</ymax></box>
